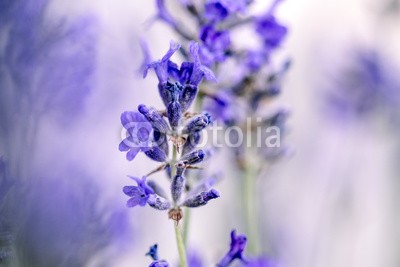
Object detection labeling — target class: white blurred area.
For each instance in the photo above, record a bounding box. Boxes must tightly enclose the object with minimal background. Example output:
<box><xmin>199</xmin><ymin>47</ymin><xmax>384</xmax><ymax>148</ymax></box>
<box><xmin>12</xmin><ymin>0</ymin><xmax>400</xmax><ymax>266</ymax></box>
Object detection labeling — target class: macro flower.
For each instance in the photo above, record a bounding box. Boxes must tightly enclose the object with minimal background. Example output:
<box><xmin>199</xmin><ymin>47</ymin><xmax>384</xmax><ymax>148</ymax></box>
<box><xmin>123</xmin><ymin>176</ymin><xmax>155</xmax><ymax>208</ymax></box>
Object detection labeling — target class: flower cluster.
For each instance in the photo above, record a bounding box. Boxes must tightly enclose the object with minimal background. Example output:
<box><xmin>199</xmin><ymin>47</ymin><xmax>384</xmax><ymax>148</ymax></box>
<box><xmin>120</xmin><ymin>41</ymin><xmax>219</xmax><ymax>218</ymax></box>
<box><xmin>119</xmin><ymin>0</ymin><xmax>291</xmax><ymax>265</ymax></box>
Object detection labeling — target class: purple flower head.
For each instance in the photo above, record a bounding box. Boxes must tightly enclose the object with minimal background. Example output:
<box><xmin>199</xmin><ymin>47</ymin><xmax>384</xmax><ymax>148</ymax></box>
<box><xmin>199</xmin><ymin>25</ymin><xmax>231</xmax><ymax>66</ymax></box>
<box><xmin>217</xmin><ymin>230</ymin><xmax>248</xmax><ymax>267</ymax></box>
<box><xmin>119</xmin><ymin>111</ymin><xmax>153</xmax><ymax>161</ymax></box>
<box><xmin>255</xmin><ymin>14</ymin><xmax>287</xmax><ymax>49</ymax></box>
<box><xmin>123</xmin><ymin>176</ymin><xmax>154</xmax><ymax>208</ymax></box>
<box><xmin>204</xmin><ymin>2</ymin><xmax>229</xmax><ymax>22</ymax></box>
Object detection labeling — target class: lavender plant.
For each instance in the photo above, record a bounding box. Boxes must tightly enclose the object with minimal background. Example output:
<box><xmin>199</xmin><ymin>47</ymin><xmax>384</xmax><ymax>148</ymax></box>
<box><xmin>120</xmin><ymin>0</ymin><xmax>291</xmax><ymax>265</ymax></box>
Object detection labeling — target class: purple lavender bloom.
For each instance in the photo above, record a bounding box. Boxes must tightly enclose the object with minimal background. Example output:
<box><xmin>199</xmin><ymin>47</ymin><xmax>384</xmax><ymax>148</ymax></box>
<box><xmin>217</xmin><ymin>230</ymin><xmax>248</xmax><ymax>267</ymax></box>
<box><xmin>144</xmin><ymin>41</ymin><xmax>215</xmax><ymax>112</ymax></box>
<box><xmin>199</xmin><ymin>25</ymin><xmax>231</xmax><ymax>66</ymax></box>
<box><xmin>119</xmin><ymin>111</ymin><xmax>153</xmax><ymax>161</ymax></box>
<box><xmin>255</xmin><ymin>14</ymin><xmax>287</xmax><ymax>50</ymax></box>
<box><xmin>204</xmin><ymin>2</ymin><xmax>229</xmax><ymax>22</ymax></box>
<box><xmin>123</xmin><ymin>176</ymin><xmax>155</xmax><ymax>208</ymax></box>
<box><xmin>182</xmin><ymin>189</ymin><xmax>220</xmax><ymax>207</ymax></box>
<box><xmin>150</xmin><ymin>260</ymin><xmax>169</xmax><ymax>267</ymax></box>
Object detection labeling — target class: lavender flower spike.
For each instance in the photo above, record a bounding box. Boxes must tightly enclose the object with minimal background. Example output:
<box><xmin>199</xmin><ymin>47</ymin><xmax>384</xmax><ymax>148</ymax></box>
<box><xmin>217</xmin><ymin>230</ymin><xmax>248</xmax><ymax>267</ymax></box>
<box><xmin>123</xmin><ymin>176</ymin><xmax>154</xmax><ymax>207</ymax></box>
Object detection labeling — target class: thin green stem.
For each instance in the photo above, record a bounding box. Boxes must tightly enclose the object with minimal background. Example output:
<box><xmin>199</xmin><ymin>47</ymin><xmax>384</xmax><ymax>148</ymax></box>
<box><xmin>182</xmin><ymin>207</ymin><xmax>191</xmax><ymax>245</ymax></box>
<box><xmin>174</xmin><ymin>222</ymin><xmax>188</xmax><ymax>267</ymax></box>
<box><xmin>243</xmin><ymin>147</ymin><xmax>261</xmax><ymax>255</ymax></box>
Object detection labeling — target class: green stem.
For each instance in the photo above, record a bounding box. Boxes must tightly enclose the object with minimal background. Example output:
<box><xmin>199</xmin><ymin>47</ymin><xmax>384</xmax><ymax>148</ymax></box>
<box><xmin>175</xmin><ymin>222</ymin><xmax>188</xmax><ymax>267</ymax></box>
<box><xmin>182</xmin><ymin>207</ymin><xmax>191</xmax><ymax>245</ymax></box>
<box><xmin>243</xmin><ymin>148</ymin><xmax>261</xmax><ymax>255</ymax></box>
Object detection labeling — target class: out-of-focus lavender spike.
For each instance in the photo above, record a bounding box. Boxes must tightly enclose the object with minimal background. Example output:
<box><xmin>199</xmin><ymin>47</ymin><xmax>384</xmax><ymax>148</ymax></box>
<box><xmin>181</xmin><ymin>189</ymin><xmax>220</xmax><ymax>207</ymax></box>
<box><xmin>147</xmin><ymin>195</ymin><xmax>171</xmax><ymax>210</ymax></box>
<box><xmin>171</xmin><ymin>175</ymin><xmax>185</xmax><ymax>203</ymax></box>
<box><xmin>147</xmin><ymin>180</ymin><xmax>169</xmax><ymax>199</ymax></box>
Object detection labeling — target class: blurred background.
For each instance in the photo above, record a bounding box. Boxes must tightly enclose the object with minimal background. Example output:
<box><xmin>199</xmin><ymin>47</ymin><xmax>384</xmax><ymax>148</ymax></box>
<box><xmin>1</xmin><ymin>0</ymin><xmax>400</xmax><ymax>266</ymax></box>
